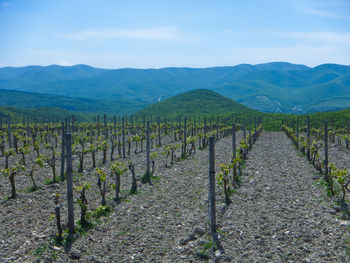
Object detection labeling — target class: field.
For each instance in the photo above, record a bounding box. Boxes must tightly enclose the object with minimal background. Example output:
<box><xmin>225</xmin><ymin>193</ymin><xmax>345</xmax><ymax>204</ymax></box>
<box><xmin>1</xmin><ymin>116</ymin><xmax>350</xmax><ymax>262</ymax></box>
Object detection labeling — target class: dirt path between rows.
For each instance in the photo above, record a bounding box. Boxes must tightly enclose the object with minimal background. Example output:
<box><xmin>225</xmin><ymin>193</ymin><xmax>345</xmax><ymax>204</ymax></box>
<box><xmin>219</xmin><ymin>132</ymin><xmax>350</xmax><ymax>262</ymax></box>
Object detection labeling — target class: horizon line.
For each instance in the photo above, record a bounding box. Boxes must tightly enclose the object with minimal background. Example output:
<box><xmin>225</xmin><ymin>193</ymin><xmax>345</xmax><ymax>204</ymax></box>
<box><xmin>1</xmin><ymin>61</ymin><xmax>350</xmax><ymax>70</ymax></box>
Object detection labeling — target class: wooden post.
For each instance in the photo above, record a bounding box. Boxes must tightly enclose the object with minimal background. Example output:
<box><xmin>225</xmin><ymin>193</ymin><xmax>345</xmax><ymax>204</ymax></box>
<box><xmin>178</xmin><ymin>116</ymin><xmax>182</xmax><ymax>142</ymax></box>
<box><xmin>130</xmin><ymin>116</ymin><xmax>134</xmax><ymax>135</ymax></box>
<box><xmin>307</xmin><ymin>117</ymin><xmax>310</xmax><ymax>161</ymax></box>
<box><xmin>198</xmin><ymin>116</ymin><xmax>201</xmax><ymax>133</ymax></box>
<box><xmin>55</xmin><ymin>205</ymin><xmax>63</xmax><ymax>242</ymax></box>
<box><xmin>129</xmin><ymin>163</ymin><xmax>137</xmax><ymax>194</ymax></box>
<box><xmin>104</xmin><ymin>114</ymin><xmax>107</xmax><ymax>138</ymax></box>
<box><xmin>183</xmin><ymin>117</ymin><xmax>187</xmax><ymax>156</ymax></box>
<box><xmin>193</xmin><ymin>116</ymin><xmax>196</xmax><ymax>136</ymax></box>
<box><xmin>331</xmin><ymin>119</ymin><xmax>335</xmax><ymax>143</ymax></box>
<box><xmin>208</xmin><ymin>136</ymin><xmax>216</xmax><ymax>241</ymax></box>
<box><xmin>243</xmin><ymin>119</ymin><xmax>246</xmax><ymax>139</ymax></box>
<box><xmin>97</xmin><ymin>115</ymin><xmax>100</xmax><ymax>136</ymax></box>
<box><xmin>71</xmin><ymin>115</ymin><xmax>75</xmax><ymax>133</ymax></box>
<box><xmin>144</xmin><ymin>121</ymin><xmax>151</xmax><ymax>184</ymax></box>
<box><xmin>347</xmin><ymin>119</ymin><xmax>350</xmax><ymax>149</ymax></box>
<box><xmin>65</xmin><ymin>133</ymin><xmax>75</xmax><ymax>237</ymax></box>
<box><xmin>191</xmin><ymin>116</ymin><xmax>194</xmax><ymax>136</ymax></box>
<box><xmin>157</xmin><ymin>116</ymin><xmax>161</xmax><ymax>146</ymax></box>
<box><xmin>143</xmin><ymin>115</ymin><xmax>146</xmax><ymax>133</ymax></box>
<box><xmin>296</xmin><ymin>117</ymin><xmax>299</xmax><ymax>147</ymax></box>
<box><xmin>64</xmin><ymin>118</ymin><xmax>68</xmax><ymax>135</ymax></box>
<box><xmin>113</xmin><ymin>116</ymin><xmax>117</xmax><ymax>135</ymax></box>
<box><xmin>216</xmin><ymin>116</ymin><xmax>219</xmax><ymax>140</ymax></box>
<box><xmin>232</xmin><ymin>122</ymin><xmax>236</xmax><ymax>160</ymax></box>
<box><xmin>324</xmin><ymin>121</ymin><xmax>329</xmax><ymax>179</ymax></box>
<box><xmin>254</xmin><ymin>116</ymin><xmax>257</xmax><ymax>142</ymax></box>
<box><xmin>122</xmin><ymin>117</ymin><xmax>126</xmax><ymax>158</ymax></box>
<box><xmin>208</xmin><ymin>136</ymin><xmax>223</xmax><ymax>255</ymax></box>
<box><xmin>68</xmin><ymin>117</ymin><xmax>72</xmax><ymax>133</ymax></box>
<box><xmin>26</xmin><ymin>122</ymin><xmax>30</xmax><ymax>138</ymax></box>
<box><xmin>60</xmin><ymin>122</ymin><xmax>66</xmax><ymax>181</ymax></box>
<box><xmin>248</xmin><ymin>117</ymin><xmax>252</xmax><ymax>149</ymax></box>
<box><xmin>7</xmin><ymin>115</ymin><xmax>12</xmax><ymax>148</ymax></box>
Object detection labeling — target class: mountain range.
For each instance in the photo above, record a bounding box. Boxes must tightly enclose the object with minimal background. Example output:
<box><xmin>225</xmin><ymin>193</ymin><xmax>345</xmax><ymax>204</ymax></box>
<box><xmin>0</xmin><ymin>62</ymin><xmax>350</xmax><ymax>114</ymax></box>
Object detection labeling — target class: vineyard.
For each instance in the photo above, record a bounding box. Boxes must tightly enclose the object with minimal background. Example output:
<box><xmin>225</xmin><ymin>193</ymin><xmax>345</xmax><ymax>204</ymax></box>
<box><xmin>0</xmin><ymin>114</ymin><xmax>350</xmax><ymax>262</ymax></box>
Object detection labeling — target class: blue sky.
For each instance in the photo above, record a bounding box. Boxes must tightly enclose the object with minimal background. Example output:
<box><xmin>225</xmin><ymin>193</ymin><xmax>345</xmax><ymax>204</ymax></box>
<box><xmin>1</xmin><ymin>0</ymin><xmax>350</xmax><ymax>68</ymax></box>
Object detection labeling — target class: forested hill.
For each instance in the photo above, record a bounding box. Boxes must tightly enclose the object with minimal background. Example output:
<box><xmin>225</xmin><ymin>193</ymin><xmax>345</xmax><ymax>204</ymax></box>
<box><xmin>0</xmin><ymin>106</ymin><xmax>91</xmax><ymax>122</ymax></box>
<box><xmin>133</xmin><ymin>89</ymin><xmax>259</xmax><ymax>120</ymax></box>
<box><xmin>0</xmin><ymin>89</ymin><xmax>148</xmax><ymax>116</ymax></box>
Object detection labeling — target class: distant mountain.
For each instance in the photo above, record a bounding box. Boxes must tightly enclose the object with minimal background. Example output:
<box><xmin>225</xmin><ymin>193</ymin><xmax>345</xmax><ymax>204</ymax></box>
<box><xmin>133</xmin><ymin>89</ymin><xmax>258</xmax><ymax>120</ymax></box>
<box><xmin>1</xmin><ymin>62</ymin><xmax>350</xmax><ymax>113</ymax></box>
<box><xmin>0</xmin><ymin>89</ymin><xmax>149</xmax><ymax>116</ymax></box>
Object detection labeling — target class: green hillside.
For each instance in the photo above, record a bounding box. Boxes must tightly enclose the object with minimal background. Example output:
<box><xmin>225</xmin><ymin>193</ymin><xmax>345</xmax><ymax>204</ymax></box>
<box><xmin>0</xmin><ymin>89</ymin><xmax>149</xmax><ymax>115</ymax></box>
<box><xmin>306</xmin><ymin>108</ymin><xmax>350</xmax><ymax>128</ymax></box>
<box><xmin>133</xmin><ymin>89</ymin><xmax>259</xmax><ymax>120</ymax></box>
<box><xmin>0</xmin><ymin>106</ymin><xmax>92</xmax><ymax>122</ymax></box>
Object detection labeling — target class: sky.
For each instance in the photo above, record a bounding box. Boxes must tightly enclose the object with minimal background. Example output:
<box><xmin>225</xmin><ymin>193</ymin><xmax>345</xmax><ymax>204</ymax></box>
<box><xmin>0</xmin><ymin>0</ymin><xmax>350</xmax><ymax>69</ymax></box>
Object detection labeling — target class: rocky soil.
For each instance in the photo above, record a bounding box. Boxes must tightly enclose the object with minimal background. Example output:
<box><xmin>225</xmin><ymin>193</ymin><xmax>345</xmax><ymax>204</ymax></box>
<box><xmin>50</xmin><ymin>132</ymin><xmax>241</xmax><ymax>263</ymax></box>
<box><xmin>1</xmin><ymin>131</ymin><xmax>350</xmax><ymax>262</ymax></box>
<box><xmin>218</xmin><ymin>132</ymin><xmax>350</xmax><ymax>262</ymax></box>
<box><xmin>0</xmin><ymin>134</ymin><xmax>184</xmax><ymax>262</ymax></box>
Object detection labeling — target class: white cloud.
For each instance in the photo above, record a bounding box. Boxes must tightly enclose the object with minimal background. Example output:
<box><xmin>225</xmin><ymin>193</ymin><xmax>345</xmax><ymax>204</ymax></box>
<box><xmin>56</xmin><ymin>60</ymin><xmax>73</xmax><ymax>66</ymax></box>
<box><xmin>291</xmin><ymin>0</ymin><xmax>350</xmax><ymax>21</ymax></box>
<box><xmin>295</xmin><ymin>7</ymin><xmax>350</xmax><ymax>20</ymax></box>
<box><xmin>58</xmin><ymin>27</ymin><xmax>187</xmax><ymax>42</ymax></box>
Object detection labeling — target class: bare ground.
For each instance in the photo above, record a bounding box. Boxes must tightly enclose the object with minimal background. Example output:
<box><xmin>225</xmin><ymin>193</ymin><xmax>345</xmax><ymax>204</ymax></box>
<box><xmin>1</xmin><ymin>131</ymin><xmax>349</xmax><ymax>262</ymax></box>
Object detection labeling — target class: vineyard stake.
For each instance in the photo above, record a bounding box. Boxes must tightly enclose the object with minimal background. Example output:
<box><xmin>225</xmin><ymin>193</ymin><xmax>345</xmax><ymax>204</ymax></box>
<box><xmin>296</xmin><ymin>117</ymin><xmax>299</xmax><ymax>148</ymax></box>
<box><xmin>122</xmin><ymin>117</ymin><xmax>126</xmax><ymax>158</ymax></box>
<box><xmin>307</xmin><ymin>116</ymin><xmax>310</xmax><ymax>161</ymax></box>
<box><xmin>104</xmin><ymin>114</ymin><xmax>107</xmax><ymax>138</ymax></box>
<box><xmin>65</xmin><ymin>133</ymin><xmax>75</xmax><ymax>237</ymax></box>
<box><xmin>347</xmin><ymin>119</ymin><xmax>350</xmax><ymax>149</ymax></box>
<box><xmin>7</xmin><ymin>115</ymin><xmax>12</xmax><ymax>148</ymax></box>
<box><xmin>208</xmin><ymin>136</ymin><xmax>224</xmax><ymax>255</ymax></box>
<box><xmin>248</xmin><ymin>117</ymin><xmax>252</xmax><ymax>149</ymax></box>
<box><xmin>157</xmin><ymin>116</ymin><xmax>161</xmax><ymax>146</ymax></box>
<box><xmin>324</xmin><ymin>121</ymin><xmax>329</xmax><ymax>179</ymax></box>
<box><xmin>183</xmin><ymin>117</ymin><xmax>187</xmax><ymax>157</ymax></box>
<box><xmin>243</xmin><ymin>119</ymin><xmax>246</xmax><ymax>139</ymax></box>
<box><xmin>232</xmin><ymin>122</ymin><xmax>236</xmax><ymax>160</ymax></box>
<box><xmin>143</xmin><ymin>120</ymin><xmax>151</xmax><ymax>185</ymax></box>
<box><xmin>60</xmin><ymin>121</ymin><xmax>65</xmax><ymax>181</ymax></box>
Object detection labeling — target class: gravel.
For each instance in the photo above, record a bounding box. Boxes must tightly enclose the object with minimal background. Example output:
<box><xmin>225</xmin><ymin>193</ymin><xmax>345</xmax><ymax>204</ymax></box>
<box><xmin>218</xmin><ymin>132</ymin><xmax>350</xmax><ymax>262</ymax></box>
<box><xmin>1</xmin><ymin>131</ymin><xmax>349</xmax><ymax>262</ymax></box>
